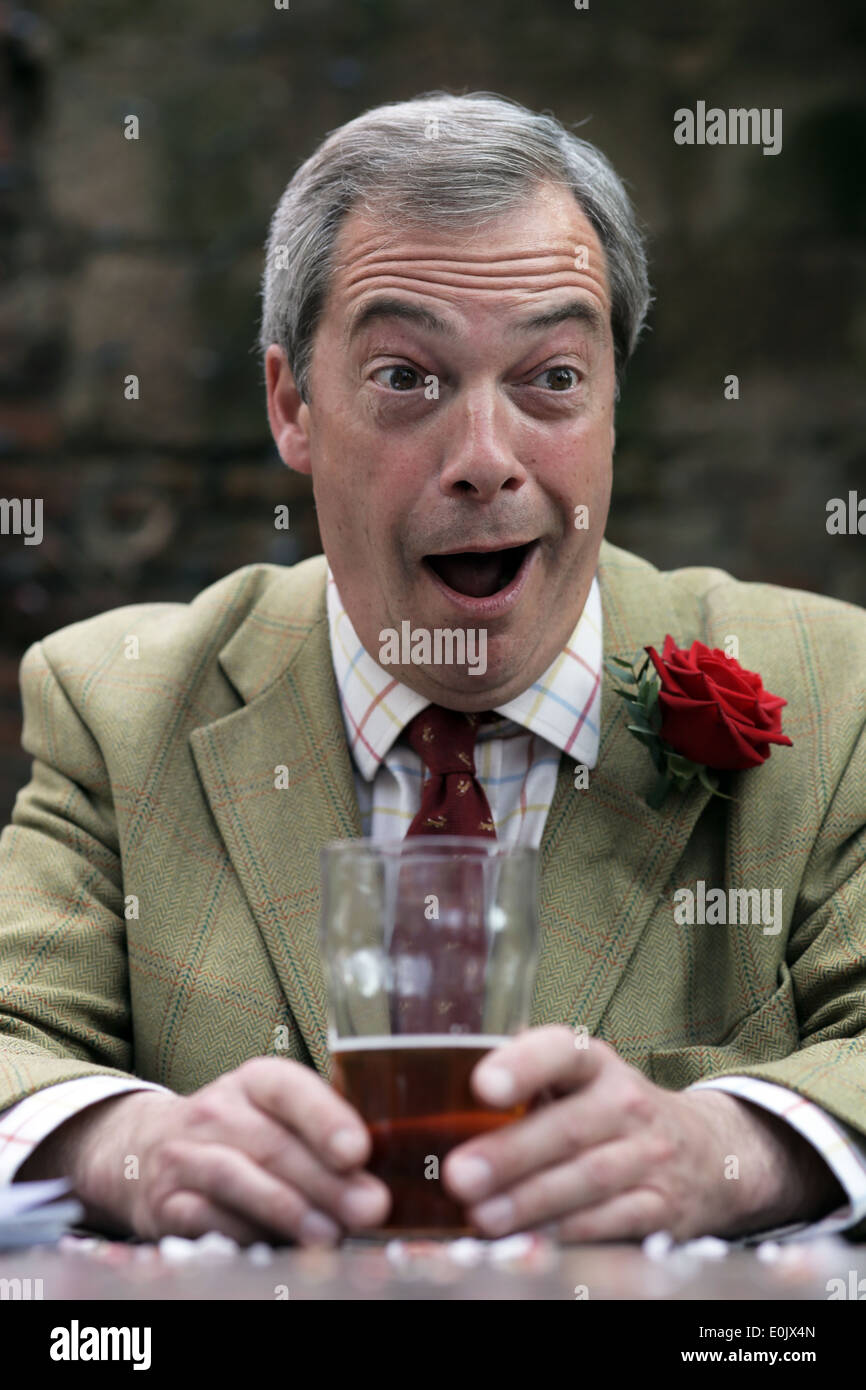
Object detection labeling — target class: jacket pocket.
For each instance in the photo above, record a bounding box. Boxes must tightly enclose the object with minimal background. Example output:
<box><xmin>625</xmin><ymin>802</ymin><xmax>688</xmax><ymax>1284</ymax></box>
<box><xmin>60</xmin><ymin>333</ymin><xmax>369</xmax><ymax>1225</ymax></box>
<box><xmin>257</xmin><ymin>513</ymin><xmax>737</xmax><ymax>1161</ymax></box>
<box><xmin>648</xmin><ymin>962</ymin><xmax>799</xmax><ymax>1091</ymax></box>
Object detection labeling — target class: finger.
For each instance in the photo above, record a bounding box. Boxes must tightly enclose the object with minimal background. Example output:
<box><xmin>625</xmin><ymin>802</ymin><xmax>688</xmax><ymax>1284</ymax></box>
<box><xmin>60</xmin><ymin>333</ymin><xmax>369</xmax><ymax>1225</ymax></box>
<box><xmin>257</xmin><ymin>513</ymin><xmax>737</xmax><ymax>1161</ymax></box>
<box><xmin>471</xmin><ymin>1028</ymin><xmax>609</xmax><ymax>1109</ymax></box>
<box><xmin>465</xmin><ymin>1139</ymin><xmax>648</xmax><ymax>1237</ymax></box>
<box><xmin>238</xmin><ymin>1059</ymin><xmax>373</xmax><ymax>1172</ymax></box>
<box><xmin>150</xmin><ymin>1191</ymin><xmax>280</xmax><ymax>1247</ymax></box>
<box><xmin>153</xmin><ymin>1140</ymin><xmax>343</xmax><ymax>1246</ymax></box>
<box><xmin>186</xmin><ymin>1089</ymin><xmax>390</xmax><ymax>1229</ymax></box>
<box><xmin>257</xmin><ymin>1126</ymin><xmax>391</xmax><ymax>1231</ymax></box>
<box><xmin>443</xmin><ymin>1091</ymin><xmax>623</xmax><ymax>1204</ymax></box>
<box><xmin>551</xmin><ymin>1187</ymin><xmax>670</xmax><ymax>1244</ymax></box>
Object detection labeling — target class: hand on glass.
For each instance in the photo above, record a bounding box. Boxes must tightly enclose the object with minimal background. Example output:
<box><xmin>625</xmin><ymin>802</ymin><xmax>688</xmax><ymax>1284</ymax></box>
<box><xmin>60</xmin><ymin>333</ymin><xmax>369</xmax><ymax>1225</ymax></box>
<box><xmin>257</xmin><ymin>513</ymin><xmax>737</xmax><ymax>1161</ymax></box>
<box><xmin>440</xmin><ymin>1026</ymin><xmax>844</xmax><ymax>1242</ymax></box>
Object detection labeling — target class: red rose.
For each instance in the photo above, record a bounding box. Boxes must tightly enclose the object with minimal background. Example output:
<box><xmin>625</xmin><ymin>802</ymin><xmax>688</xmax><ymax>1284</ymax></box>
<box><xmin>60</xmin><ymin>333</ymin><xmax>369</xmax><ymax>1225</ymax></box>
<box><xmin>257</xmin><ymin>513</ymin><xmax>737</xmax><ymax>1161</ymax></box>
<box><xmin>644</xmin><ymin>635</ymin><xmax>793</xmax><ymax>771</ymax></box>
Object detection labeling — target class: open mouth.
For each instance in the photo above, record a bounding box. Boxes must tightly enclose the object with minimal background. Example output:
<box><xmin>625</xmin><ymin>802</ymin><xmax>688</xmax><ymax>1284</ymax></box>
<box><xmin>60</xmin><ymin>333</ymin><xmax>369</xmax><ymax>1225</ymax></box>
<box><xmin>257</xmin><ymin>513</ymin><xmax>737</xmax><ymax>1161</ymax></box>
<box><xmin>423</xmin><ymin>542</ymin><xmax>535</xmax><ymax>599</ymax></box>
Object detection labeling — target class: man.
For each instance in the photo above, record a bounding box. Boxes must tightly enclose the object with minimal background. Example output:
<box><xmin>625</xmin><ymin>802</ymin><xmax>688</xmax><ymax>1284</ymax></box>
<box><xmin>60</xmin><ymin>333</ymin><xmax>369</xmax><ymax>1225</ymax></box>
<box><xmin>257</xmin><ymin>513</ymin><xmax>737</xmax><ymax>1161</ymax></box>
<box><xmin>1</xmin><ymin>91</ymin><xmax>864</xmax><ymax>1248</ymax></box>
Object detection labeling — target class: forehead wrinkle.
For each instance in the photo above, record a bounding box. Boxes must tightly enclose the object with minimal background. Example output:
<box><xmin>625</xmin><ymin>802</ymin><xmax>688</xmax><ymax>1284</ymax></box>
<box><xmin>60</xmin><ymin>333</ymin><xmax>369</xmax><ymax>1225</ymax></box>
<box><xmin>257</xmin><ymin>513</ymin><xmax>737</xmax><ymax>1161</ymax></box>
<box><xmin>331</xmin><ymin>216</ymin><xmax>613</xmax><ymax>356</ymax></box>
<box><xmin>340</xmin><ymin>250</ymin><xmax>607</xmax><ymax>296</ymax></box>
<box><xmin>344</xmin><ymin>245</ymin><xmax>595</xmax><ymax>269</ymax></box>
<box><xmin>339</xmin><ymin>278</ymin><xmax>611</xmax><ymax>359</ymax></box>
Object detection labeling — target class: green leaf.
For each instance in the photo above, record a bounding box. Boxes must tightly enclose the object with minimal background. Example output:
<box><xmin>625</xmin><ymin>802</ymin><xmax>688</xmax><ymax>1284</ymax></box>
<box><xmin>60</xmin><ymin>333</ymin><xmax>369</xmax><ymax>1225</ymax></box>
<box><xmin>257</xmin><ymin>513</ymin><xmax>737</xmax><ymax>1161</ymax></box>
<box><xmin>609</xmin><ymin>655</ymin><xmax>637</xmax><ymax>671</ymax></box>
<box><xmin>649</xmin><ymin>738</ymin><xmax>666</xmax><ymax>773</ymax></box>
<box><xmin>697</xmin><ymin>767</ymin><xmax>718</xmax><ymax>795</ymax></box>
<box><xmin>624</xmin><ymin>698</ymin><xmax>649</xmax><ymax>724</ymax></box>
<box><xmin>667</xmin><ymin>753</ymin><xmax>701</xmax><ymax>776</ymax></box>
<box><xmin>646</xmin><ymin>772</ymin><xmax>672</xmax><ymax>811</ymax></box>
<box><xmin>697</xmin><ymin>767</ymin><xmax>736</xmax><ymax>801</ymax></box>
<box><xmin>605</xmin><ymin>664</ymin><xmax>635</xmax><ymax>689</ymax></box>
<box><xmin>633</xmin><ymin>658</ymin><xmax>653</xmax><ymax>692</ymax></box>
<box><xmin>639</xmin><ymin>689</ymin><xmax>660</xmax><ymax>722</ymax></box>
<box><xmin>626</xmin><ymin>725</ymin><xmax>657</xmax><ymax>747</ymax></box>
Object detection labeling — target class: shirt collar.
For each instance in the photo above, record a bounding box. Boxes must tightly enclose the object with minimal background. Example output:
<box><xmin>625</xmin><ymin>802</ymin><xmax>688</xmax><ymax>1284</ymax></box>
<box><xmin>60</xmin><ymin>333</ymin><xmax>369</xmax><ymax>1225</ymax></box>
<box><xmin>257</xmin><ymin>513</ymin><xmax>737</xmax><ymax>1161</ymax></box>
<box><xmin>326</xmin><ymin>565</ymin><xmax>602</xmax><ymax>781</ymax></box>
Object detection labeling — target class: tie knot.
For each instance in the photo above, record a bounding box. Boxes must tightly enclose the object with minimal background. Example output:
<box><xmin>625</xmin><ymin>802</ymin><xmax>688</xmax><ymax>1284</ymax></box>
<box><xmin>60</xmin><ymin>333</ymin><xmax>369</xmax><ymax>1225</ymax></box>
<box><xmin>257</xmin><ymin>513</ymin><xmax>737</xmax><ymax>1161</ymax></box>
<box><xmin>406</xmin><ymin>706</ymin><xmax>496</xmax><ymax>776</ymax></box>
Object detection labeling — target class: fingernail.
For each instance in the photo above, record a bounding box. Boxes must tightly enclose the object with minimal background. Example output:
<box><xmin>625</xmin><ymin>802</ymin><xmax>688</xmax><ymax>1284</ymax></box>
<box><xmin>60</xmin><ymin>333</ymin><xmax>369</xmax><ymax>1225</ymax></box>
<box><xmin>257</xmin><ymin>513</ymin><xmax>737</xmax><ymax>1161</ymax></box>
<box><xmin>341</xmin><ymin>1185</ymin><xmax>387</xmax><ymax>1226</ymax></box>
<box><xmin>447</xmin><ymin>1155</ymin><xmax>494</xmax><ymax>1200</ymax></box>
<box><xmin>476</xmin><ymin>1065</ymin><xmax>515</xmax><ymax>1104</ymax></box>
<box><xmin>473</xmin><ymin>1195</ymin><xmax>515</xmax><ymax>1235</ymax></box>
<box><xmin>299</xmin><ymin>1209</ymin><xmax>341</xmax><ymax>1245</ymax></box>
<box><xmin>328</xmin><ymin>1127</ymin><xmax>367</xmax><ymax>1165</ymax></box>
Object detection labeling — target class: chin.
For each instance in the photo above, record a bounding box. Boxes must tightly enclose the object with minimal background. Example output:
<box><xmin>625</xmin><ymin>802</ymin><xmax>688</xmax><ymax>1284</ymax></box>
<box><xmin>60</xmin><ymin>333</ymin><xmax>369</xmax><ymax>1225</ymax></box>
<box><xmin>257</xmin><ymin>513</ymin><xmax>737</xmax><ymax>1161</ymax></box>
<box><xmin>416</xmin><ymin>652</ymin><xmax>525</xmax><ymax>706</ymax></box>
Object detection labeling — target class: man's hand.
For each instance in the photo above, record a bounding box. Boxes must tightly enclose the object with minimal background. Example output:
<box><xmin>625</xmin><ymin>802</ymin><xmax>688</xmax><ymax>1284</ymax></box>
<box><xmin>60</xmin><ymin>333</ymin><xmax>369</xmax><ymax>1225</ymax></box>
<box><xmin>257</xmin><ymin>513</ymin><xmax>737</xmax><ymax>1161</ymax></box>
<box><xmin>21</xmin><ymin>1059</ymin><xmax>391</xmax><ymax>1247</ymax></box>
<box><xmin>441</xmin><ymin>1027</ymin><xmax>846</xmax><ymax>1242</ymax></box>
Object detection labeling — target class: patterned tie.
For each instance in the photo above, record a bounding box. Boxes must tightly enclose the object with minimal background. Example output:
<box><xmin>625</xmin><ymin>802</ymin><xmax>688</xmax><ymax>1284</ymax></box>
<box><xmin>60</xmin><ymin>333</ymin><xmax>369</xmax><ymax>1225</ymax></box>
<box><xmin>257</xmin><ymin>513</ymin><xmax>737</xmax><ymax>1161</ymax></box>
<box><xmin>390</xmin><ymin>706</ymin><xmax>499</xmax><ymax>1033</ymax></box>
<box><xmin>404</xmin><ymin>705</ymin><xmax>499</xmax><ymax>839</ymax></box>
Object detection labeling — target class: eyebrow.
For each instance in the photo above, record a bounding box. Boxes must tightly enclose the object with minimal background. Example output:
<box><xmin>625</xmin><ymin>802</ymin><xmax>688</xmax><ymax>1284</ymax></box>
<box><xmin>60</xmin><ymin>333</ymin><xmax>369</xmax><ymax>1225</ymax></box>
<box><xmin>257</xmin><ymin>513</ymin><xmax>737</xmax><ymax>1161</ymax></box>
<box><xmin>517</xmin><ymin>299</ymin><xmax>608</xmax><ymax>341</ymax></box>
<box><xmin>345</xmin><ymin>295</ymin><xmax>608</xmax><ymax>346</ymax></box>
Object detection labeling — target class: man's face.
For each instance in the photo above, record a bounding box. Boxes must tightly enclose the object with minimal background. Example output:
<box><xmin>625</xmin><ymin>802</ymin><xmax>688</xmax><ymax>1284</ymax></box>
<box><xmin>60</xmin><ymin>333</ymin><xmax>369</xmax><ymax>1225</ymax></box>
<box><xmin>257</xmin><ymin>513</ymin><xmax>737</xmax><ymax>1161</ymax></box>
<box><xmin>266</xmin><ymin>179</ymin><xmax>616</xmax><ymax>709</ymax></box>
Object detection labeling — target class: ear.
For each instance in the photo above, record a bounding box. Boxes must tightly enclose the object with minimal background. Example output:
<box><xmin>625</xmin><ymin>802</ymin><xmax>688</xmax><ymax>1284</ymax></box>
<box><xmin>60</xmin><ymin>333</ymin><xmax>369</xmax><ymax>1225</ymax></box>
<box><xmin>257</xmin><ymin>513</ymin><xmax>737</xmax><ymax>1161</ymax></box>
<box><xmin>265</xmin><ymin>344</ymin><xmax>312</xmax><ymax>477</ymax></box>
<box><xmin>610</xmin><ymin>419</ymin><xmax>616</xmax><ymax>453</ymax></box>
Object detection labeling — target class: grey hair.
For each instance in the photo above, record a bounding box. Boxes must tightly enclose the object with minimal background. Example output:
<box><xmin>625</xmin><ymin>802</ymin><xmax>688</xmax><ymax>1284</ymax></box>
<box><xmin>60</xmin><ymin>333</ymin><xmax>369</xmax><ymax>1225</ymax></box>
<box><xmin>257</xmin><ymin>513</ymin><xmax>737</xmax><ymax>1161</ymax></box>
<box><xmin>258</xmin><ymin>90</ymin><xmax>652</xmax><ymax>403</ymax></box>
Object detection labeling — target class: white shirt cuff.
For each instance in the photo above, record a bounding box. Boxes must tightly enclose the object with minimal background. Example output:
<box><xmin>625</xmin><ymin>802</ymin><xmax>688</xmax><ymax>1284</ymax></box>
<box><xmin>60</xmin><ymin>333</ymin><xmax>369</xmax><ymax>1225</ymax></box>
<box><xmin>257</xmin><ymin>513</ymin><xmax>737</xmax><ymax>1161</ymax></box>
<box><xmin>0</xmin><ymin>1077</ymin><xmax>174</xmax><ymax>1186</ymax></box>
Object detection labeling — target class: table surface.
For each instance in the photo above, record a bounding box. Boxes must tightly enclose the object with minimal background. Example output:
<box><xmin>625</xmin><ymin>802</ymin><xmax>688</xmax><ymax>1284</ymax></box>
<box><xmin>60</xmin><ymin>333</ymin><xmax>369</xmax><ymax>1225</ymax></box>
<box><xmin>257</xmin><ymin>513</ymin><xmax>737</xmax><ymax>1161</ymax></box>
<box><xmin>0</xmin><ymin>1231</ymin><xmax>861</xmax><ymax>1300</ymax></box>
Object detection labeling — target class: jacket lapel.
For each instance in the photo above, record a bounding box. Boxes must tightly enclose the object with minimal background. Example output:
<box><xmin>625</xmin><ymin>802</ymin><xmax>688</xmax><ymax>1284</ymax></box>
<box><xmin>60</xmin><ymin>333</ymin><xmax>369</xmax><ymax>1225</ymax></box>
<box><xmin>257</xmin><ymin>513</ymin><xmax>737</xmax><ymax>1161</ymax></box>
<box><xmin>190</xmin><ymin>557</ymin><xmax>359</xmax><ymax>1077</ymax></box>
<box><xmin>530</xmin><ymin>541</ymin><xmax>715</xmax><ymax>1034</ymax></box>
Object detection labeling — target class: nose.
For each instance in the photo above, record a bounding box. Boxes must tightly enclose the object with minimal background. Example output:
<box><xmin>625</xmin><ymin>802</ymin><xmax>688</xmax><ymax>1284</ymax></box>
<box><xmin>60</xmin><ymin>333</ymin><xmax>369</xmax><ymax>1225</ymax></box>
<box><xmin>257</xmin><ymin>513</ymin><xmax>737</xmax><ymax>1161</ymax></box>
<box><xmin>437</xmin><ymin>385</ymin><xmax>528</xmax><ymax>502</ymax></box>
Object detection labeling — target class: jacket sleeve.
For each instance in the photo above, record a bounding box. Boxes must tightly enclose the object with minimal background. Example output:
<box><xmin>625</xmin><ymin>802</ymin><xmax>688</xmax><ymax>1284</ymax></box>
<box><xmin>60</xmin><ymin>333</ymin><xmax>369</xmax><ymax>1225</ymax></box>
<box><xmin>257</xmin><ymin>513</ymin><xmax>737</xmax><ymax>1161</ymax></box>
<box><xmin>707</xmin><ymin>718</ymin><xmax>866</xmax><ymax>1110</ymax></box>
<box><xmin>0</xmin><ymin>639</ymin><xmax>144</xmax><ymax>1111</ymax></box>
<box><xmin>691</xmin><ymin>716</ymin><xmax>866</xmax><ymax>1238</ymax></box>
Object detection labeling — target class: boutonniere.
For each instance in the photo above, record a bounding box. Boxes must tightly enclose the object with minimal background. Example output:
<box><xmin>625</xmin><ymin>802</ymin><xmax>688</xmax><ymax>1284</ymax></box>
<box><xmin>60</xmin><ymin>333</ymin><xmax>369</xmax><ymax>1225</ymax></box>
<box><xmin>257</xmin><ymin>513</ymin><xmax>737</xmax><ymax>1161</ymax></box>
<box><xmin>605</xmin><ymin>635</ymin><xmax>793</xmax><ymax>810</ymax></box>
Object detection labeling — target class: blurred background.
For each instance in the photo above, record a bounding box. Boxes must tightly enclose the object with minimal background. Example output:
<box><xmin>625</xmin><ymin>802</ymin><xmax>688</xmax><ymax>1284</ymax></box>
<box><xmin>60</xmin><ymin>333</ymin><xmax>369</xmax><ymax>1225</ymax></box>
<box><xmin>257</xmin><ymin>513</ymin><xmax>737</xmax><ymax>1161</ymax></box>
<box><xmin>1</xmin><ymin>0</ymin><xmax>864</xmax><ymax>820</ymax></box>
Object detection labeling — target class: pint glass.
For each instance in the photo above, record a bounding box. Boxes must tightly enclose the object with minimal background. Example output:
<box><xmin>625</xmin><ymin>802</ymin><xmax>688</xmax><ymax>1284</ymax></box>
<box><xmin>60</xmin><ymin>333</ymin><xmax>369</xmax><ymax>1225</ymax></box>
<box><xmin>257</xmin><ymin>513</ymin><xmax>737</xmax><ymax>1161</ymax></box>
<box><xmin>320</xmin><ymin>837</ymin><xmax>539</xmax><ymax>1236</ymax></box>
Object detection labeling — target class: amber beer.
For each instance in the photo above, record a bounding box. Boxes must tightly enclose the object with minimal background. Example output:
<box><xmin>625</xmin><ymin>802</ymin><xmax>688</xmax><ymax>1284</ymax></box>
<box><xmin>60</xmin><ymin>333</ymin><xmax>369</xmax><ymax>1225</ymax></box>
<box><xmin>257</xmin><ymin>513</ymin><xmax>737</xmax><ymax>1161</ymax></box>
<box><xmin>332</xmin><ymin>1034</ymin><xmax>526</xmax><ymax>1236</ymax></box>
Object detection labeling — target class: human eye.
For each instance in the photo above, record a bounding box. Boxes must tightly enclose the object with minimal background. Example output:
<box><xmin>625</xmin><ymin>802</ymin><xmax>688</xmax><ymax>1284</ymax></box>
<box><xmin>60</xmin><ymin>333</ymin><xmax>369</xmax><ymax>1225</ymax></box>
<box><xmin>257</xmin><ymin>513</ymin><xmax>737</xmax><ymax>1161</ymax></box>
<box><xmin>370</xmin><ymin>364</ymin><xmax>424</xmax><ymax>391</ymax></box>
<box><xmin>527</xmin><ymin>364</ymin><xmax>582</xmax><ymax>391</ymax></box>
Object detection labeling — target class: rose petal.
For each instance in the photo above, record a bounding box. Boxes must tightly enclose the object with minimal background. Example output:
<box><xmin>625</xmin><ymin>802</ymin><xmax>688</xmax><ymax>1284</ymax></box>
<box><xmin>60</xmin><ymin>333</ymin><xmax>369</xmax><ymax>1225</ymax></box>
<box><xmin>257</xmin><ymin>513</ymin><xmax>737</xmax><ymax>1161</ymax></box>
<box><xmin>658</xmin><ymin>692</ymin><xmax>769</xmax><ymax>769</ymax></box>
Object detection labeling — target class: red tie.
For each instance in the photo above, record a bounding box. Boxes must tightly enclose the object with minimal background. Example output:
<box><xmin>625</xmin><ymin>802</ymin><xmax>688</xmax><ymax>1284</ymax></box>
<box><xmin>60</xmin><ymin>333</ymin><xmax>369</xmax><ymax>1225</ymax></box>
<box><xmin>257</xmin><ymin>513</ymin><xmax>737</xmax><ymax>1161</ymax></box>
<box><xmin>390</xmin><ymin>707</ymin><xmax>499</xmax><ymax>1033</ymax></box>
<box><xmin>404</xmin><ymin>705</ymin><xmax>498</xmax><ymax>839</ymax></box>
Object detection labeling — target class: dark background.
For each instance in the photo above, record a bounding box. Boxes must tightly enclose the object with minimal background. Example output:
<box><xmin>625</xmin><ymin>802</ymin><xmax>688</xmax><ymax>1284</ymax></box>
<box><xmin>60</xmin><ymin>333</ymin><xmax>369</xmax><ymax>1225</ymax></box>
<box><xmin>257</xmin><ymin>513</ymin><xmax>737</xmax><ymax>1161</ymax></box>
<box><xmin>1</xmin><ymin>0</ymin><xmax>864</xmax><ymax>822</ymax></box>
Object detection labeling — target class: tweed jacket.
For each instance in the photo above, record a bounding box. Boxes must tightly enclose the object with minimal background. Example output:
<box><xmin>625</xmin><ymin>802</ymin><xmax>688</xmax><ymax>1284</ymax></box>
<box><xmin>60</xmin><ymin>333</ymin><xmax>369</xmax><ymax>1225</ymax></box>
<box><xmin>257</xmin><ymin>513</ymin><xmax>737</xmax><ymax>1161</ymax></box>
<box><xmin>1</xmin><ymin>540</ymin><xmax>865</xmax><ymax>1162</ymax></box>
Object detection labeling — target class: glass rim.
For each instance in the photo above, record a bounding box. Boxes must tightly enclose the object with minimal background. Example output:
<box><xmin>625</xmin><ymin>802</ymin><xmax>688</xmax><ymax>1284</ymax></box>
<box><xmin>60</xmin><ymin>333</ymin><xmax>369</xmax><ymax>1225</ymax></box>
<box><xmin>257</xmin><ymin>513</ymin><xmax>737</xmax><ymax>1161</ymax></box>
<box><xmin>320</xmin><ymin>835</ymin><xmax>538</xmax><ymax>861</ymax></box>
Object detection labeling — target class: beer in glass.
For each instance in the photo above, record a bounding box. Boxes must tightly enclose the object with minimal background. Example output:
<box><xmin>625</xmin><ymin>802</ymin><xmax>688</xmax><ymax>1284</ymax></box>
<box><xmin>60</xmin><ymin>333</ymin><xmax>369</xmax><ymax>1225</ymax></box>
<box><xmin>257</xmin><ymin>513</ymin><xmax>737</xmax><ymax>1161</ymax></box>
<box><xmin>321</xmin><ymin>837</ymin><xmax>538</xmax><ymax>1236</ymax></box>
